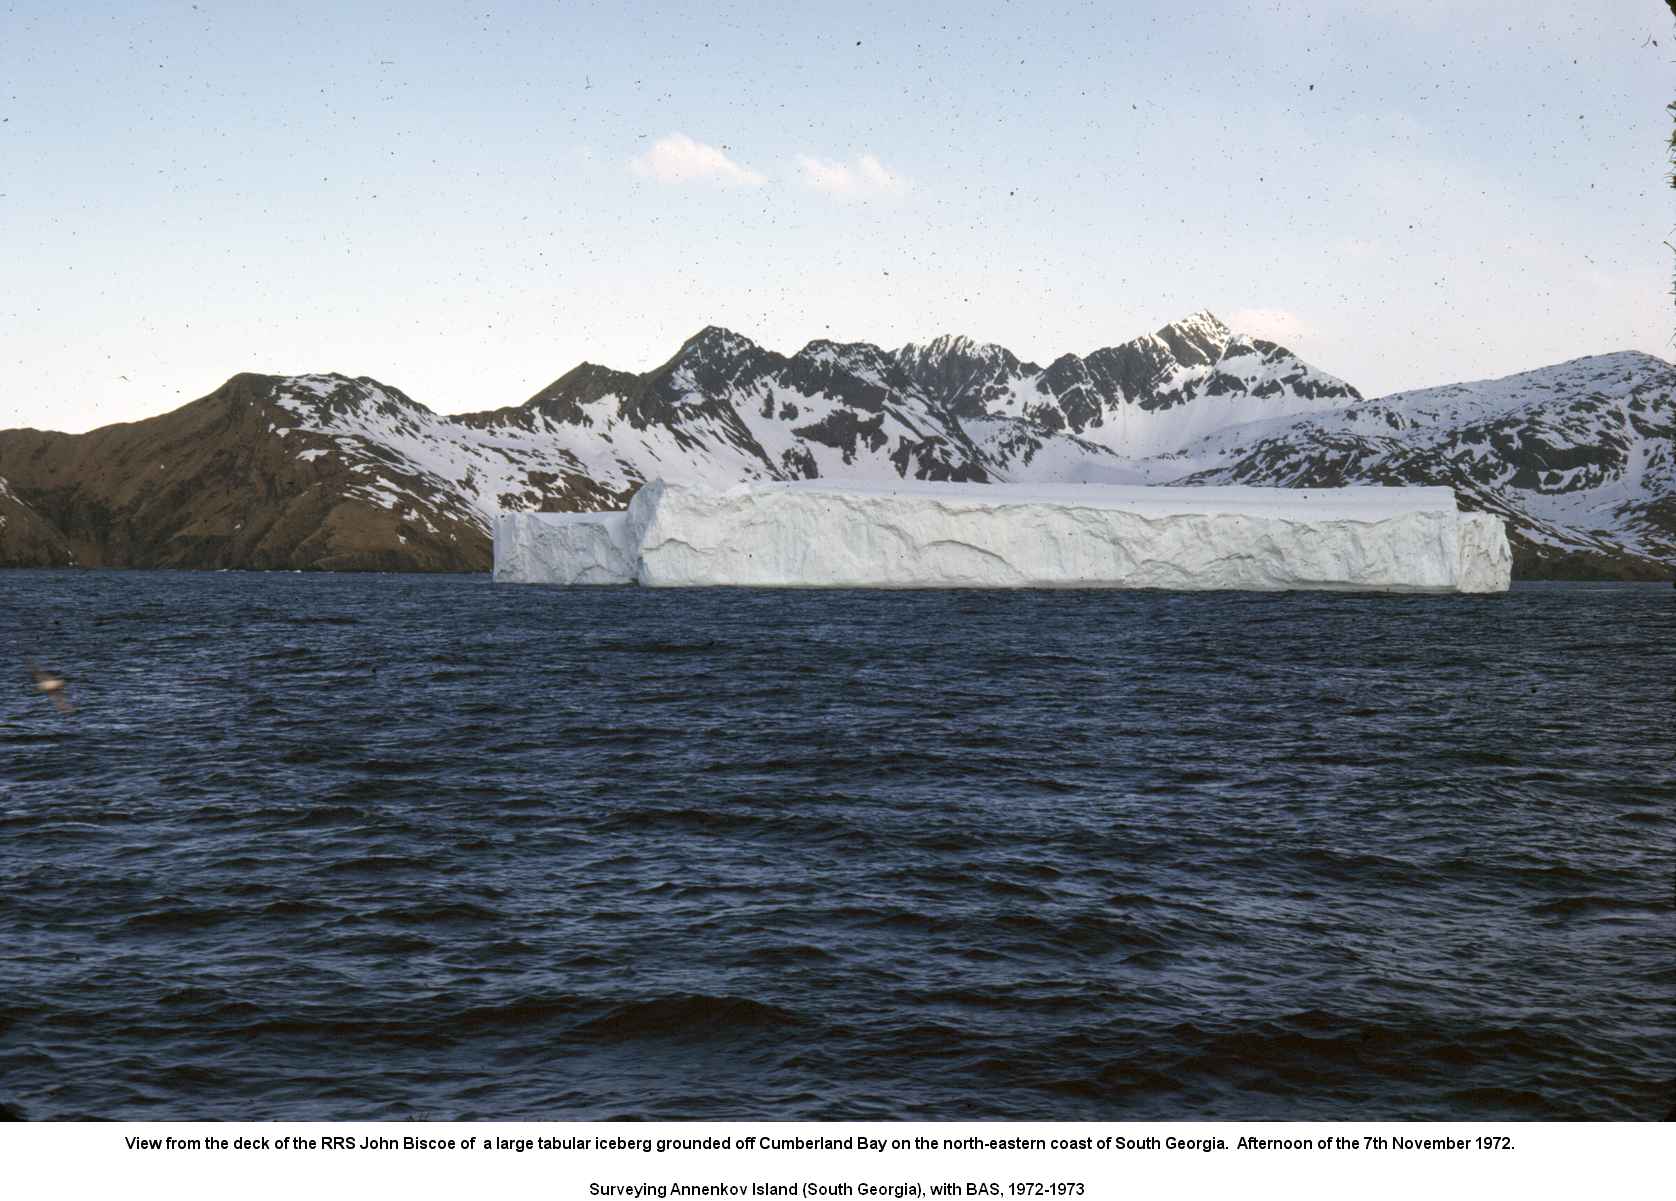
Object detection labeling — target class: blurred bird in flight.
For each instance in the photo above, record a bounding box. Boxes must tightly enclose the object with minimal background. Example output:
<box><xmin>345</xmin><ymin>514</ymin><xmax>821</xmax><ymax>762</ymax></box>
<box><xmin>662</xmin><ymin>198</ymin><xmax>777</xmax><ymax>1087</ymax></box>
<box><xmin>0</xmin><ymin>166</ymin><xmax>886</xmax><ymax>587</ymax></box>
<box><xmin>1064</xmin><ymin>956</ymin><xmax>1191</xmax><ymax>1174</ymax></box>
<box><xmin>26</xmin><ymin>661</ymin><xmax>72</xmax><ymax>714</ymax></box>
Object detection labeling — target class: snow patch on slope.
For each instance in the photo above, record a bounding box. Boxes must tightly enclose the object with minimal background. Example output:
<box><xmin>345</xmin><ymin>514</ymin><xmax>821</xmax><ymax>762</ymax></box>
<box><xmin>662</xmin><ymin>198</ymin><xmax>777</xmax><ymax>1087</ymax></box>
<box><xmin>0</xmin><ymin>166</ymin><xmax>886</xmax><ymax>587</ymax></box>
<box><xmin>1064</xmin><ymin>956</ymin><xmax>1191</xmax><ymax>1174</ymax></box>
<box><xmin>268</xmin><ymin>374</ymin><xmax>616</xmax><ymax>530</ymax></box>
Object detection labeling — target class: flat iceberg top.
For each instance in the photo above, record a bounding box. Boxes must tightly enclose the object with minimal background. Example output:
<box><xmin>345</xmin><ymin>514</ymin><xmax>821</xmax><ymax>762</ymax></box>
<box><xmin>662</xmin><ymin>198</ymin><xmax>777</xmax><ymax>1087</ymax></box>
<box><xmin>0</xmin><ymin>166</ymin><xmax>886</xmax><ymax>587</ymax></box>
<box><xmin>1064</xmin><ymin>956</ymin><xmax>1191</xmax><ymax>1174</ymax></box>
<box><xmin>712</xmin><ymin>480</ymin><xmax>1462</xmax><ymax>521</ymax></box>
<box><xmin>503</xmin><ymin>510</ymin><xmax>623</xmax><ymax>527</ymax></box>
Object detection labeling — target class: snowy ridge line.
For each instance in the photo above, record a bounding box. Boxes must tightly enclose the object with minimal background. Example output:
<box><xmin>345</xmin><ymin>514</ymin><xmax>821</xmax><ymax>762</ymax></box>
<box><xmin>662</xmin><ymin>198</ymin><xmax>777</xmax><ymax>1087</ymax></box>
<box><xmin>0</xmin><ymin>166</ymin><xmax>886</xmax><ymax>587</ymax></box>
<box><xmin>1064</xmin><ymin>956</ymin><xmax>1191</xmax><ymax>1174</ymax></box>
<box><xmin>244</xmin><ymin>317</ymin><xmax>1671</xmax><ymax>574</ymax></box>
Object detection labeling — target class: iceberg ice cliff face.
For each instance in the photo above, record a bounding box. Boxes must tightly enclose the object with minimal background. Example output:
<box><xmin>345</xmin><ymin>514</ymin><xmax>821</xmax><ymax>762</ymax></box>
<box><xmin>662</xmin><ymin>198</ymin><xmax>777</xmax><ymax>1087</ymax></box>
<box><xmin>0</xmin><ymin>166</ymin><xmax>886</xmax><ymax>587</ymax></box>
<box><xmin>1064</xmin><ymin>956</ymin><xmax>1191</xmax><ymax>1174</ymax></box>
<box><xmin>1454</xmin><ymin>512</ymin><xmax>1515</xmax><ymax>594</ymax></box>
<box><xmin>495</xmin><ymin>480</ymin><xmax>1511</xmax><ymax>592</ymax></box>
<box><xmin>492</xmin><ymin>511</ymin><xmax>637</xmax><ymax>585</ymax></box>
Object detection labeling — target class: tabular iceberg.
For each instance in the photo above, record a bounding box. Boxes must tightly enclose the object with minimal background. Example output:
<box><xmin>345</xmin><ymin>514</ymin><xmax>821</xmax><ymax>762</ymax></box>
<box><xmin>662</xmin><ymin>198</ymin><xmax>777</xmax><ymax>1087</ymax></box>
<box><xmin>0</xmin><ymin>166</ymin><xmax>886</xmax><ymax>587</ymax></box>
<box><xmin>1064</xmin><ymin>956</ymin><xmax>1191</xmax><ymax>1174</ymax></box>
<box><xmin>494</xmin><ymin>480</ymin><xmax>1512</xmax><ymax>593</ymax></box>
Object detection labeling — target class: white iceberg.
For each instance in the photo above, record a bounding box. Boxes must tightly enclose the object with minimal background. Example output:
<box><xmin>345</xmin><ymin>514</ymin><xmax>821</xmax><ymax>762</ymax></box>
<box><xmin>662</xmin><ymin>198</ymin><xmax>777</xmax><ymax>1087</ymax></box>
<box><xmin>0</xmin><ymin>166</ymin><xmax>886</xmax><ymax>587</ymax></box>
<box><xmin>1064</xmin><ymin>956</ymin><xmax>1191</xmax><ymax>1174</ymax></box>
<box><xmin>490</xmin><ymin>510</ymin><xmax>638</xmax><ymax>585</ymax></box>
<box><xmin>494</xmin><ymin>479</ymin><xmax>1512</xmax><ymax>593</ymax></box>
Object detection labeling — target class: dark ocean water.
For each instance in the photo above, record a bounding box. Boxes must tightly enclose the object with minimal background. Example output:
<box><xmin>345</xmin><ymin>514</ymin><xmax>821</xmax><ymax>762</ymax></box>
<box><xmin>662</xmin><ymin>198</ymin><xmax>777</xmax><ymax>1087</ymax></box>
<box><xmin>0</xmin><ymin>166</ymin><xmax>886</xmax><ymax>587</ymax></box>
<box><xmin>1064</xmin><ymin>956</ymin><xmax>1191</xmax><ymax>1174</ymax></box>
<box><xmin>1</xmin><ymin>571</ymin><xmax>1671</xmax><ymax>1121</ymax></box>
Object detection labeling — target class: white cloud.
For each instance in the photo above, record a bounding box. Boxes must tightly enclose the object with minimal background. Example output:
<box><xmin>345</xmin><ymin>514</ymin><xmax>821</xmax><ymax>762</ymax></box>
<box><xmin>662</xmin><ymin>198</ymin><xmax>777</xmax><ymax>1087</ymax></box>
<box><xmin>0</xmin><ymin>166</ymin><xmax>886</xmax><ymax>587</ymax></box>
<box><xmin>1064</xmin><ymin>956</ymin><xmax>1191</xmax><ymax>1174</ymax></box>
<box><xmin>1228</xmin><ymin>308</ymin><xmax>1316</xmax><ymax>345</ymax></box>
<box><xmin>796</xmin><ymin>152</ymin><xmax>906</xmax><ymax>197</ymax></box>
<box><xmin>630</xmin><ymin>133</ymin><xmax>764</xmax><ymax>187</ymax></box>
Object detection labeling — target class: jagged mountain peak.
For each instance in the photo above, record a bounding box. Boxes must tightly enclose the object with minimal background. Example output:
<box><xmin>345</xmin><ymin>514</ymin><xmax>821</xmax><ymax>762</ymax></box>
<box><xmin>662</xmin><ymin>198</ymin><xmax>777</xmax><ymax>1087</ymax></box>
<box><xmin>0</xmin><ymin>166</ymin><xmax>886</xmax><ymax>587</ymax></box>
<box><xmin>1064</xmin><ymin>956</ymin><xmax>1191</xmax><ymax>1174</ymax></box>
<box><xmin>893</xmin><ymin>335</ymin><xmax>1027</xmax><ymax>419</ymax></box>
<box><xmin>914</xmin><ymin>332</ymin><xmax>980</xmax><ymax>355</ymax></box>
<box><xmin>895</xmin><ymin>333</ymin><xmax>1020</xmax><ymax>371</ymax></box>
<box><xmin>677</xmin><ymin>325</ymin><xmax>762</xmax><ymax>359</ymax></box>
<box><xmin>791</xmin><ymin>337</ymin><xmax>901</xmax><ymax>382</ymax></box>
<box><xmin>797</xmin><ymin>335</ymin><xmax>886</xmax><ymax>357</ymax></box>
<box><xmin>1166</xmin><ymin>308</ymin><xmax>1231</xmax><ymax>337</ymax></box>
<box><xmin>1148</xmin><ymin>310</ymin><xmax>1233</xmax><ymax>368</ymax></box>
<box><xmin>623</xmin><ymin>327</ymin><xmax>776</xmax><ymax>427</ymax></box>
<box><xmin>897</xmin><ymin>333</ymin><xmax>1011</xmax><ymax>361</ymax></box>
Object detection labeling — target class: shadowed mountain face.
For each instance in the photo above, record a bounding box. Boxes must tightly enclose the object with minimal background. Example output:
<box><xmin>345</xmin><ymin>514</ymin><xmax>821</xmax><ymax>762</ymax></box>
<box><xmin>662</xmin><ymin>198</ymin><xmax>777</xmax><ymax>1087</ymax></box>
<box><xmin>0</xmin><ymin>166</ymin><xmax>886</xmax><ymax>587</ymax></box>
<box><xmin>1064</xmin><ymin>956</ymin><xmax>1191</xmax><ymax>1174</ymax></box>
<box><xmin>1</xmin><ymin>314</ymin><xmax>1670</xmax><ymax>577</ymax></box>
<box><xmin>0</xmin><ymin>475</ymin><xmax>73</xmax><ymax>567</ymax></box>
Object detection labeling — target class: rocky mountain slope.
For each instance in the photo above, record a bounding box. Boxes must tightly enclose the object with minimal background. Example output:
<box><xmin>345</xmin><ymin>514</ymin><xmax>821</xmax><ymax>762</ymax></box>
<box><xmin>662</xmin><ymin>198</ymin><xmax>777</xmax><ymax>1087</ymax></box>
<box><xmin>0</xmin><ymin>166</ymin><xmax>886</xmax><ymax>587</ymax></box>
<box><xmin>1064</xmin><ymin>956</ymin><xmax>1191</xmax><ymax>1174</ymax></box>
<box><xmin>0</xmin><ymin>475</ymin><xmax>74</xmax><ymax>567</ymax></box>
<box><xmin>0</xmin><ymin>375</ymin><xmax>522</xmax><ymax>571</ymax></box>
<box><xmin>2</xmin><ymin>314</ymin><xmax>1669</xmax><ymax>577</ymax></box>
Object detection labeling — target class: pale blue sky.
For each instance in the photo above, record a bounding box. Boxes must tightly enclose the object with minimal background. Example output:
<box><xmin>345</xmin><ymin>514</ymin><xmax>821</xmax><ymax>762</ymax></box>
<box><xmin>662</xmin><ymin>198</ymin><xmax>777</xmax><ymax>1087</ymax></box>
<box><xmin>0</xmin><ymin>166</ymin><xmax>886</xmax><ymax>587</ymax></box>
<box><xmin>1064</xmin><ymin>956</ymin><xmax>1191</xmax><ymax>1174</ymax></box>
<box><xmin>2</xmin><ymin>0</ymin><xmax>1670</xmax><ymax>431</ymax></box>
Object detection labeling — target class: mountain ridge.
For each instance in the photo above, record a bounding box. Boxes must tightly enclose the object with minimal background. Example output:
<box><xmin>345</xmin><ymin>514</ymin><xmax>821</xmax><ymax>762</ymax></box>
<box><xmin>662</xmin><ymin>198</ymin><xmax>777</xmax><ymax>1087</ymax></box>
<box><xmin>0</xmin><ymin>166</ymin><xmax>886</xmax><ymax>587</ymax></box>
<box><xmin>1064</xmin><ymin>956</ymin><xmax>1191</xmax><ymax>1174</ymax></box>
<box><xmin>2</xmin><ymin>315</ymin><xmax>1670</xmax><ymax>579</ymax></box>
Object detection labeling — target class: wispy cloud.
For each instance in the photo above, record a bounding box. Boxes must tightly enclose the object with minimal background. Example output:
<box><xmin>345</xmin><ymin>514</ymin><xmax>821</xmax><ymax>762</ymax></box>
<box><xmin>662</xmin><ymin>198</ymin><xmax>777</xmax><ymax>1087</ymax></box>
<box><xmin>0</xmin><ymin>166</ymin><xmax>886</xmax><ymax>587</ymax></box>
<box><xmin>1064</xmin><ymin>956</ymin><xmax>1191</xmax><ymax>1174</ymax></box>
<box><xmin>1228</xmin><ymin>308</ymin><xmax>1315</xmax><ymax>345</ymax></box>
<box><xmin>795</xmin><ymin>153</ymin><xmax>906</xmax><ymax>197</ymax></box>
<box><xmin>630</xmin><ymin>133</ymin><xmax>765</xmax><ymax>187</ymax></box>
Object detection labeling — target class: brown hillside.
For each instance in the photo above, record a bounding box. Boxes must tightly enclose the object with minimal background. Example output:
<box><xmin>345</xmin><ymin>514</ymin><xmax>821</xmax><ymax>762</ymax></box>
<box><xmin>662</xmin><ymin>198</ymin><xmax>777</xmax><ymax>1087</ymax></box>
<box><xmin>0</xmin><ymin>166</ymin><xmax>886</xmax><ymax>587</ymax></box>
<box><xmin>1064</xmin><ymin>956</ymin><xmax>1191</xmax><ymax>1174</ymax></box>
<box><xmin>0</xmin><ymin>375</ymin><xmax>489</xmax><ymax>572</ymax></box>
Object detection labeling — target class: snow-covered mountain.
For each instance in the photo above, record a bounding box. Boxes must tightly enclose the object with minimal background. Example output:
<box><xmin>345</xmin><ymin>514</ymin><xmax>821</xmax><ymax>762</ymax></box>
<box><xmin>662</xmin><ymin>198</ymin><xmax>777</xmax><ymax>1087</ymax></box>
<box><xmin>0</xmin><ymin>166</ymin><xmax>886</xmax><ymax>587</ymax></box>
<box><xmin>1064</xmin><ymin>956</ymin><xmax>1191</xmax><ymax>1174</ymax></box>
<box><xmin>1</xmin><ymin>314</ymin><xmax>1670</xmax><ymax>577</ymax></box>
<box><xmin>258</xmin><ymin>311</ymin><xmax>1363</xmax><ymax>525</ymax></box>
<box><xmin>898</xmin><ymin>311</ymin><xmax>1364</xmax><ymax>476</ymax></box>
<box><xmin>450</xmin><ymin>324</ymin><xmax>990</xmax><ymax>490</ymax></box>
<box><xmin>1142</xmin><ymin>350</ymin><xmax>1676</xmax><ymax>576</ymax></box>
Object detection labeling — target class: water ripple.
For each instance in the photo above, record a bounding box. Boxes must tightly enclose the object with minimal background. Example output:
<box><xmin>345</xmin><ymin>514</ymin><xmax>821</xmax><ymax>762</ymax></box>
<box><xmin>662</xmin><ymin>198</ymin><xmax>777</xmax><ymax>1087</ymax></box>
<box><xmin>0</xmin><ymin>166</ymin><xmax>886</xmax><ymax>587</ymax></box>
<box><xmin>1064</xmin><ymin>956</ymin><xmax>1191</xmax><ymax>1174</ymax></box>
<box><xmin>0</xmin><ymin>572</ymin><xmax>1671</xmax><ymax>1120</ymax></box>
